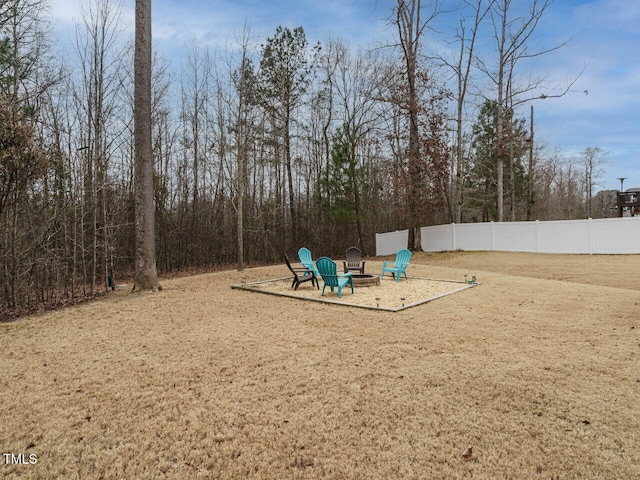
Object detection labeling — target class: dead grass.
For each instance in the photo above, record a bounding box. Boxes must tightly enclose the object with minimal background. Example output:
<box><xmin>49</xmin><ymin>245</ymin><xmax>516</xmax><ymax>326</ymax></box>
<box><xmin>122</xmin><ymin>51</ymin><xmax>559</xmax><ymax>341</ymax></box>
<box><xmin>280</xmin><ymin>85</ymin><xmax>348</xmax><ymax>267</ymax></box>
<box><xmin>1</xmin><ymin>251</ymin><xmax>639</xmax><ymax>479</ymax></box>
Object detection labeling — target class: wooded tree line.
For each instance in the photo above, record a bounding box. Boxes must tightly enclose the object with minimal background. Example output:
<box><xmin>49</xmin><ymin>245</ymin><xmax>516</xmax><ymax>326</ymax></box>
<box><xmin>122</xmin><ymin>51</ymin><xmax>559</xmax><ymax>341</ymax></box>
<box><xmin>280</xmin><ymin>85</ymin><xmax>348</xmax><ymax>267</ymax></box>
<box><xmin>1</xmin><ymin>0</ymin><xmax>610</xmax><ymax>318</ymax></box>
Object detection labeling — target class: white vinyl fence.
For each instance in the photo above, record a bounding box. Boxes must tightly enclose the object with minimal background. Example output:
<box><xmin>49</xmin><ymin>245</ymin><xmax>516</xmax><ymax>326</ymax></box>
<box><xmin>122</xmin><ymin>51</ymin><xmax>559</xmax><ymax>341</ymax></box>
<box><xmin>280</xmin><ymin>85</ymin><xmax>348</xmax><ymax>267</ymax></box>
<box><xmin>420</xmin><ymin>217</ymin><xmax>640</xmax><ymax>254</ymax></box>
<box><xmin>375</xmin><ymin>229</ymin><xmax>409</xmax><ymax>256</ymax></box>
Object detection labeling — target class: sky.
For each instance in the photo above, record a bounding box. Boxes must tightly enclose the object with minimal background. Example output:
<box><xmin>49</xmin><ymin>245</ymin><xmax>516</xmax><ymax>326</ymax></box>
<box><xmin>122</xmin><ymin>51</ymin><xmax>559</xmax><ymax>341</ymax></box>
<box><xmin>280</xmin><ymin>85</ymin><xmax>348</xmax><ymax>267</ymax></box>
<box><xmin>49</xmin><ymin>0</ymin><xmax>639</xmax><ymax>192</ymax></box>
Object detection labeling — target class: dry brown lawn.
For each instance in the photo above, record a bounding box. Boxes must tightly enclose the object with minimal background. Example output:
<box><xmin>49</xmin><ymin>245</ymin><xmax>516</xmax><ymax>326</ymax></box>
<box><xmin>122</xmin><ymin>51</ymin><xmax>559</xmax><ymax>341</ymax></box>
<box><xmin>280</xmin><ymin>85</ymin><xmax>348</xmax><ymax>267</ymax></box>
<box><xmin>1</xmin><ymin>251</ymin><xmax>639</xmax><ymax>479</ymax></box>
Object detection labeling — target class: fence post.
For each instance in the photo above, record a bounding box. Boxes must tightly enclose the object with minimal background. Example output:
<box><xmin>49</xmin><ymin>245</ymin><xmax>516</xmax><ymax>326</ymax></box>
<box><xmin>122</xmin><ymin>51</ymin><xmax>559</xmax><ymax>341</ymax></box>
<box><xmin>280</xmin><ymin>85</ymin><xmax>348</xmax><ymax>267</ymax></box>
<box><xmin>535</xmin><ymin>220</ymin><xmax>540</xmax><ymax>253</ymax></box>
<box><xmin>451</xmin><ymin>223</ymin><xmax>457</xmax><ymax>251</ymax></box>
<box><xmin>490</xmin><ymin>221</ymin><xmax>496</xmax><ymax>251</ymax></box>
<box><xmin>588</xmin><ymin>218</ymin><xmax>593</xmax><ymax>255</ymax></box>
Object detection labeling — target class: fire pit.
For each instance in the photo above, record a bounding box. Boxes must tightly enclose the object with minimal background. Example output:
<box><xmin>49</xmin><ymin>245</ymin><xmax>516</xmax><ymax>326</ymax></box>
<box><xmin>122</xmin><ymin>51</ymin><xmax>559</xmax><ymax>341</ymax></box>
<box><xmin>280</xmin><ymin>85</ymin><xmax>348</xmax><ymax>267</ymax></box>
<box><xmin>350</xmin><ymin>274</ymin><xmax>381</xmax><ymax>287</ymax></box>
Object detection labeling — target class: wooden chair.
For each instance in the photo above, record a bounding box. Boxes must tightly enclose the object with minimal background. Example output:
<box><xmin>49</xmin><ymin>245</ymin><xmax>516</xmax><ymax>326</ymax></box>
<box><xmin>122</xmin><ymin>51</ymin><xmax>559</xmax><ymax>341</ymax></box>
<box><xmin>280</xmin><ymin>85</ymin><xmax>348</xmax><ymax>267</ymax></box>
<box><xmin>284</xmin><ymin>254</ymin><xmax>318</xmax><ymax>290</ymax></box>
<box><xmin>381</xmin><ymin>249</ymin><xmax>412</xmax><ymax>282</ymax></box>
<box><xmin>316</xmin><ymin>257</ymin><xmax>354</xmax><ymax>298</ymax></box>
<box><xmin>343</xmin><ymin>247</ymin><xmax>366</xmax><ymax>274</ymax></box>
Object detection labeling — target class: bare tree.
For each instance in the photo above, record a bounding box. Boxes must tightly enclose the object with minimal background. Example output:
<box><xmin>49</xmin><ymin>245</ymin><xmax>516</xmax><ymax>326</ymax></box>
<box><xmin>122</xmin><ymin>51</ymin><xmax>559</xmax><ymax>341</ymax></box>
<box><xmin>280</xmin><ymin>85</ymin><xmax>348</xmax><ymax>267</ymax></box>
<box><xmin>580</xmin><ymin>146</ymin><xmax>607</xmax><ymax>218</ymax></box>
<box><xmin>73</xmin><ymin>0</ymin><xmax>125</xmax><ymax>294</ymax></box>
<box><xmin>479</xmin><ymin>0</ymin><xmax>576</xmax><ymax>221</ymax></box>
<box><xmin>535</xmin><ymin>149</ymin><xmax>586</xmax><ymax>220</ymax></box>
<box><xmin>392</xmin><ymin>0</ymin><xmax>440</xmax><ymax>248</ymax></box>
<box><xmin>441</xmin><ymin>0</ymin><xmax>494</xmax><ymax>222</ymax></box>
<box><xmin>132</xmin><ymin>0</ymin><xmax>160</xmax><ymax>292</ymax></box>
<box><xmin>178</xmin><ymin>42</ymin><xmax>216</xmax><ymax>266</ymax></box>
<box><xmin>229</xmin><ymin>26</ymin><xmax>258</xmax><ymax>271</ymax></box>
<box><xmin>396</xmin><ymin>0</ymin><xmax>421</xmax><ymax>248</ymax></box>
<box><xmin>259</xmin><ymin>26</ymin><xmax>319</xmax><ymax>249</ymax></box>
<box><xmin>324</xmin><ymin>41</ymin><xmax>390</xmax><ymax>249</ymax></box>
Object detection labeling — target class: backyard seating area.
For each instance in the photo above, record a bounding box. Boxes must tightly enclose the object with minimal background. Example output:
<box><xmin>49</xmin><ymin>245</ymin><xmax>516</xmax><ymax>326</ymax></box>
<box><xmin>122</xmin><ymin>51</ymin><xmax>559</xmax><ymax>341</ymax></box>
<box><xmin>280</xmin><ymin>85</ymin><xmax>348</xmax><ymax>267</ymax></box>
<box><xmin>235</xmin><ymin>248</ymin><xmax>476</xmax><ymax>311</ymax></box>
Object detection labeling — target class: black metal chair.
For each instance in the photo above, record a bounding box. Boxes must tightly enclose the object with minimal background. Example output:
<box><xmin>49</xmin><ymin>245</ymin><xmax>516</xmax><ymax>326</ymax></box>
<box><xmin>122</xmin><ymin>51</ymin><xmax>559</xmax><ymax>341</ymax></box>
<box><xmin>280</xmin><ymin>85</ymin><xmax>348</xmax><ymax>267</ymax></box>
<box><xmin>343</xmin><ymin>247</ymin><xmax>366</xmax><ymax>274</ymax></box>
<box><xmin>284</xmin><ymin>254</ymin><xmax>318</xmax><ymax>290</ymax></box>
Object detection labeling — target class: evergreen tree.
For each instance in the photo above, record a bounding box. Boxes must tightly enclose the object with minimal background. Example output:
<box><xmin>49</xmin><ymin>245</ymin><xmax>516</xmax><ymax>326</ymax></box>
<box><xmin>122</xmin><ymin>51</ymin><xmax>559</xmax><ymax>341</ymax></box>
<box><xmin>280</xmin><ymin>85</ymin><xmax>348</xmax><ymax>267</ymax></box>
<box><xmin>467</xmin><ymin>100</ymin><xmax>529</xmax><ymax>221</ymax></box>
<box><xmin>320</xmin><ymin>123</ymin><xmax>368</xmax><ymax>246</ymax></box>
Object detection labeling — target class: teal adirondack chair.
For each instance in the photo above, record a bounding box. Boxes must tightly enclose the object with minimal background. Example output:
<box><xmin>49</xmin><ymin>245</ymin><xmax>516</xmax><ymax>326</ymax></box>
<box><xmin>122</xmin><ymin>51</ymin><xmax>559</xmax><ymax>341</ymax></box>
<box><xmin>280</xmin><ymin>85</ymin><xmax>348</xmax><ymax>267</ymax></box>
<box><xmin>298</xmin><ymin>247</ymin><xmax>320</xmax><ymax>277</ymax></box>
<box><xmin>316</xmin><ymin>257</ymin><xmax>354</xmax><ymax>298</ymax></box>
<box><xmin>381</xmin><ymin>249</ymin><xmax>412</xmax><ymax>282</ymax></box>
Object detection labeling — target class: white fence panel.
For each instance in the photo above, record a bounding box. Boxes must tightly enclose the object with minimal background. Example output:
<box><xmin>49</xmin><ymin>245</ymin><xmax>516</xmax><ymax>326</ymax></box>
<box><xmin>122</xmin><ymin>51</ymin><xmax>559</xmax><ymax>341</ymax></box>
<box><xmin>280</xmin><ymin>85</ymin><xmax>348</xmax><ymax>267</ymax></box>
<box><xmin>493</xmin><ymin>221</ymin><xmax>538</xmax><ymax>252</ymax></box>
<box><xmin>416</xmin><ymin>217</ymin><xmax>640</xmax><ymax>254</ymax></box>
<box><xmin>537</xmin><ymin>220</ymin><xmax>590</xmax><ymax>253</ymax></box>
<box><xmin>455</xmin><ymin>223</ymin><xmax>492</xmax><ymax>251</ymax></box>
<box><xmin>590</xmin><ymin>217</ymin><xmax>640</xmax><ymax>254</ymax></box>
<box><xmin>421</xmin><ymin>224</ymin><xmax>454</xmax><ymax>251</ymax></box>
<box><xmin>375</xmin><ymin>229</ymin><xmax>408</xmax><ymax>256</ymax></box>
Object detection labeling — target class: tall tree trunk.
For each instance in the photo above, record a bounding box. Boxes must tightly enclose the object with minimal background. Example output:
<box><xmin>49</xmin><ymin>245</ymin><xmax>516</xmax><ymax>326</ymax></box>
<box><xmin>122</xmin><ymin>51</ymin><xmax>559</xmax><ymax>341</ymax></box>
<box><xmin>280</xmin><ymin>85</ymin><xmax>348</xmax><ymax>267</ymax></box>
<box><xmin>526</xmin><ymin>105</ymin><xmax>534</xmax><ymax>220</ymax></box>
<box><xmin>132</xmin><ymin>0</ymin><xmax>160</xmax><ymax>292</ymax></box>
<box><xmin>397</xmin><ymin>0</ymin><xmax>422</xmax><ymax>249</ymax></box>
<box><xmin>284</xmin><ymin>106</ymin><xmax>297</xmax><ymax>247</ymax></box>
<box><xmin>496</xmin><ymin>2</ymin><xmax>506</xmax><ymax>222</ymax></box>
